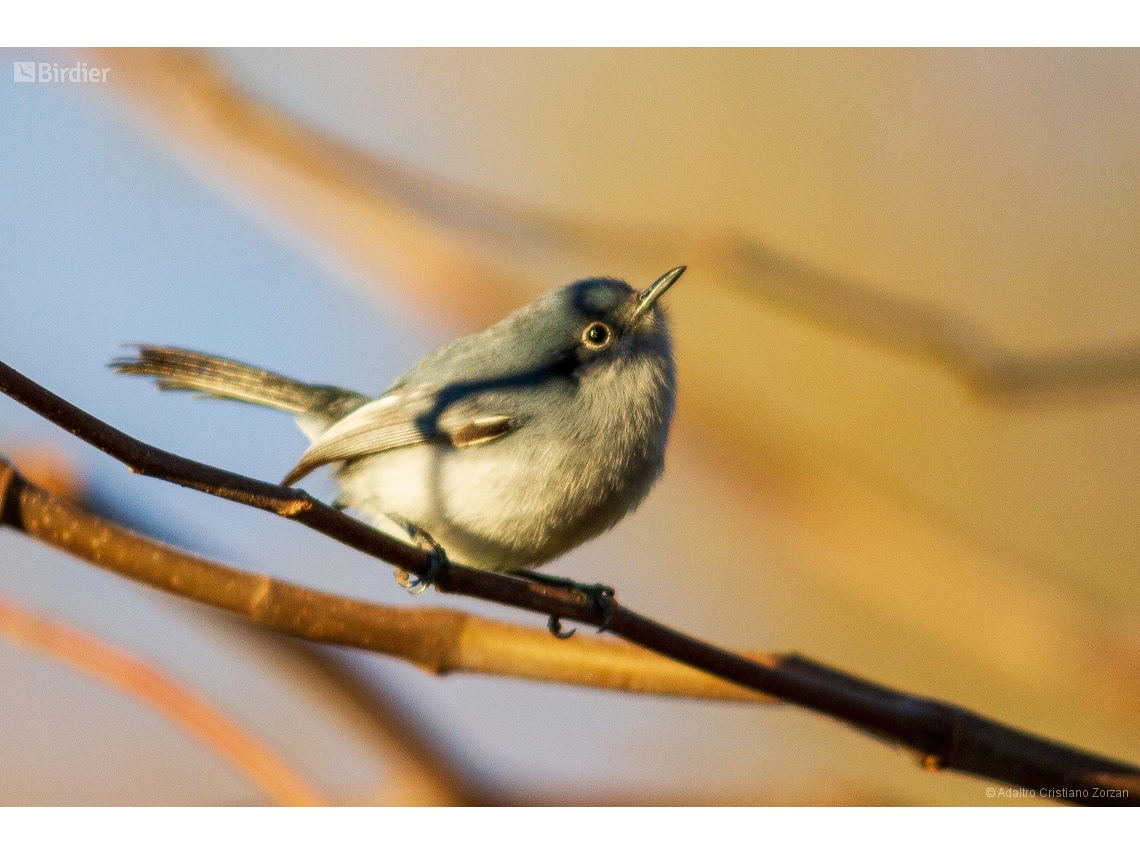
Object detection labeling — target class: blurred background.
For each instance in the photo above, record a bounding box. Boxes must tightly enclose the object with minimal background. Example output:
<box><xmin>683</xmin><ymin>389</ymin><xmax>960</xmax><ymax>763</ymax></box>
<box><xmin>1</xmin><ymin>47</ymin><xmax>1139</xmax><ymax>805</ymax></box>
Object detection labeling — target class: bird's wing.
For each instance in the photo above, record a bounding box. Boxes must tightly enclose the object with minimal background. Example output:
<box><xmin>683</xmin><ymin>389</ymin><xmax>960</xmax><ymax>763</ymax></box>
<box><xmin>281</xmin><ymin>385</ymin><xmax>520</xmax><ymax>486</ymax></box>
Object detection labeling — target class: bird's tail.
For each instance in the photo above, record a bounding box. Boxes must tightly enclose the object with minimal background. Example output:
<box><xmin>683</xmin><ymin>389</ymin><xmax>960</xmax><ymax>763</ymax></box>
<box><xmin>111</xmin><ymin>346</ymin><xmax>367</xmax><ymax>421</ymax></box>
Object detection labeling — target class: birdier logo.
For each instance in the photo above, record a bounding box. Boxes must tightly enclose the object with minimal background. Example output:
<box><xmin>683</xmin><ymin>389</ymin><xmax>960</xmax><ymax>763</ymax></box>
<box><xmin>13</xmin><ymin>61</ymin><xmax>109</xmax><ymax>83</ymax></box>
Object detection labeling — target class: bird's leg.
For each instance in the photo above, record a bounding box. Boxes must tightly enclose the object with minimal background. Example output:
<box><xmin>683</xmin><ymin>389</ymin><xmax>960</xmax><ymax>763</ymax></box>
<box><xmin>388</xmin><ymin>514</ymin><xmax>446</xmax><ymax>595</ymax></box>
<box><xmin>511</xmin><ymin>569</ymin><xmax>615</xmax><ymax>637</ymax></box>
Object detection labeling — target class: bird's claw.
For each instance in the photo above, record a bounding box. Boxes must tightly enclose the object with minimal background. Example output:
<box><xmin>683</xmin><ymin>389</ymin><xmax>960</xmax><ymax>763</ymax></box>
<box><xmin>512</xmin><ymin>570</ymin><xmax>615</xmax><ymax>638</ymax></box>
<box><xmin>593</xmin><ymin>586</ymin><xmax>615</xmax><ymax>632</ymax></box>
<box><xmin>394</xmin><ymin>565</ymin><xmax>434</xmax><ymax>595</ymax></box>
<box><xmin>394</xmin><ymin>521</ymin><xmax>446</xmax><ymax>595</ymax></box>
<box><xmin>547</xmin><ymin>615</ymin><xmax>576</xmax><ymax>639</ymax></box>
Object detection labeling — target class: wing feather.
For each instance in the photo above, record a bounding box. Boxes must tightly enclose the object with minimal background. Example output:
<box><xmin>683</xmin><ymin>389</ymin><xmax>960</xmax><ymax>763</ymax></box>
<box><xmin>281</xmin><ymin>387</ymin><xmax>519</xmax><ymax>485</ymax></box>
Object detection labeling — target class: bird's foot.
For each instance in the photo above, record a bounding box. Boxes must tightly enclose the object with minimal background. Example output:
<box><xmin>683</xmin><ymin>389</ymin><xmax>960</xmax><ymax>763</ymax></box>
<box><xmin>393</xmin><ymin>519</ymin><xmax>446</xmax><ymax>595</ymax></box>
<box><xmin>512</xmin><ymin>569</ymin><xmax>615</xmax><ymax>638</ymax></box>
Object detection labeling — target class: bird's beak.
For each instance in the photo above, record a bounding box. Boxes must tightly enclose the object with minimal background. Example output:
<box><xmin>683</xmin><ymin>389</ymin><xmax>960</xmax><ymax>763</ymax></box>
<box><xmin>630</xmin><ymin>266</ymin><xmax>686</xmax><ymax>326</ymax></box>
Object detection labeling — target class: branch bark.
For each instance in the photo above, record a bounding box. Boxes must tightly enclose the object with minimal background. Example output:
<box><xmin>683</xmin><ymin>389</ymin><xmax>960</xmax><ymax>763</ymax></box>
<box><xmin>2</xmin><ymin>357</ymin><xmax>1138</xmax><ymax>805</ymax></box>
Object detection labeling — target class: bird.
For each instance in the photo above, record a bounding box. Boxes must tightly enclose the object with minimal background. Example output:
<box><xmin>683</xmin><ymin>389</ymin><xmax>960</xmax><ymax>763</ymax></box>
<box><xmin>113</xmin><ymin>267</ymin><xmax>684</xmax><ymax>590</ymax></box>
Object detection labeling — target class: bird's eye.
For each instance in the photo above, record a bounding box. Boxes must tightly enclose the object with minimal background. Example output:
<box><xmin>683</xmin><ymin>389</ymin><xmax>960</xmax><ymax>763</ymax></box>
<box><xmin>582</xmin><ymin>322</ymin><xmax>613</xmax><ymax>350</ymax></box>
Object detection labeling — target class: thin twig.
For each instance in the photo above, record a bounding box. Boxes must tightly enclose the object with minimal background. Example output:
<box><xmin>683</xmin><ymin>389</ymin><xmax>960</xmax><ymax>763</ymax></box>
<box><xmin>2</xmin><ymin>359</ymin><xmax>1139</xmax><ymax>804</ymax></box>
<box><xmin>0</xmin><ymin>593</ymin><xmax>326</xmax><ymax>806</ymax></box>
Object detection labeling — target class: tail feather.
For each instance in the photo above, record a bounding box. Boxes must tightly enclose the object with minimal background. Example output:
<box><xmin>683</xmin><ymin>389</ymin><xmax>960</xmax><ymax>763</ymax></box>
<box><xmin>111</xmin><ymin>346</ymin><xmax>368</xmax><ymax>420</ymax></box>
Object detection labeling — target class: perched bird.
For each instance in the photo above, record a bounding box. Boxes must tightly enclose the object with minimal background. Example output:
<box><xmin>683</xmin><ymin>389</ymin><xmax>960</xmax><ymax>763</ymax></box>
<box><xmin>113</xmin><ymin>267</ymin><xmax>684</xmax><ymax>582</ymax></box>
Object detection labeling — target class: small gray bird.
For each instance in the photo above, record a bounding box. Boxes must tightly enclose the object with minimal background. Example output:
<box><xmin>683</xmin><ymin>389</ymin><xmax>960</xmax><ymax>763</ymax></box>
<box><xmin>113</xmin><ymin>267</ymin><xmax>684</xmax><ymax>580</ymax></box>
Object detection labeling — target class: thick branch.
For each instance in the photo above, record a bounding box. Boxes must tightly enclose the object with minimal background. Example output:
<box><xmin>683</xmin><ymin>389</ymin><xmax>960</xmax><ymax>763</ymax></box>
<box><xmin>2</xmin><ymin>358</ymin><xmax>1139</xmax><ymax>804</ymax></box>
<box><xmin>0</xmin><ymin>459</ymin><xmax>772</xmax><ymax>703</ymax></box>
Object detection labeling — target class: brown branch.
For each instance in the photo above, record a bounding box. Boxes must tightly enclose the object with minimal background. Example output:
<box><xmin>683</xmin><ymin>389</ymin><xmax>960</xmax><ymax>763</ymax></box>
<box><xmin>2</xmin><ymin>358</ymin><xmax>1139</xmax><ymax>805</ymax></box>
<box><xmin>0</xmin><ymin>594</ymin><xmax>326</xmax><ymax>806</ymax></box>
<box><xmin>2</xmin><ymin>445</ymin><xmax>488</xmax><ymax>806</ymax></box>
<box><xmin>90</xmin><ymin>47</ymin><xmax>1140</xmax><ymax>398</ymax></box>
<box><xmin>717</xmin><ymin>239</ymin><xmax>1140</xmax><ymax>398</ymax></box>
<box><xmin>0</xmin><ymin>459</ymin><xmax>772</xmax><ymax>704</ymax></box>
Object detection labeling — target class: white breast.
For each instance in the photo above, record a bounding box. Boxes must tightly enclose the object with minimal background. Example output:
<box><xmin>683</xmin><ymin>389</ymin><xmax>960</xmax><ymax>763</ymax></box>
<box><xmin>332</xmin><ymin>351</ymin><xmax>673</xmax><ymax>571</ymax></box>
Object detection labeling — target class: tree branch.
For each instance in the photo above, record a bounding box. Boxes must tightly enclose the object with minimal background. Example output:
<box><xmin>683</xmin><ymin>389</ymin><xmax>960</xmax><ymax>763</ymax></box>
<box><xmin>0</xmin><ymin>458</ymin><xmax>773</xmax><ymax>703</ymax></box>
<box><xmin>2</xmin><ymin>358</ymin><xmax>1138</xmax><ymax>805</ymax></box>
<box><xmin>0</xmin><ymin>594</ymin><xmax>326</xmax><ymax>806</ymax></box>
<box><xmin>91</xmin><ymin>47</ymin><xmax>1140</xmax><ymax>398</ymax></box>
